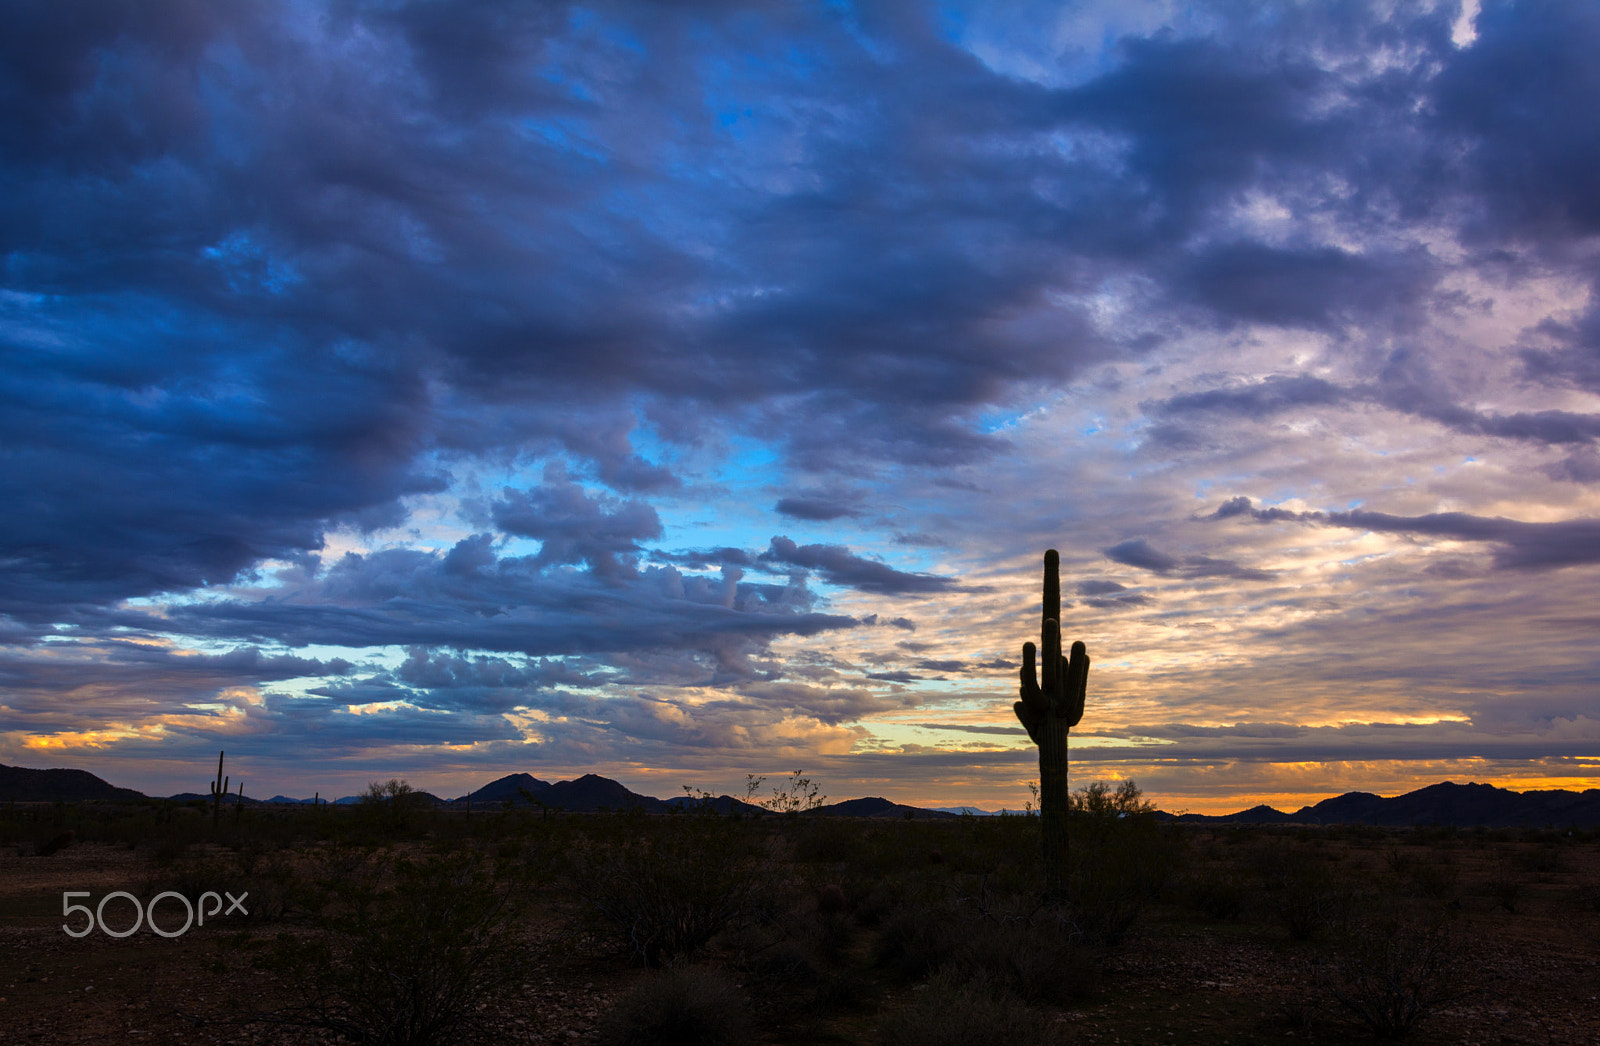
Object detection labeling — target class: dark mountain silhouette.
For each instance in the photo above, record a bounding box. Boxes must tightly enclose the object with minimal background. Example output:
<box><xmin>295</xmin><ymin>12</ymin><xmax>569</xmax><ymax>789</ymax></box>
<box><xmin>444</xmin><ymin>772</ymin><xmax>670</xmax><ymax>813</ymax></box>
<box><xmin>817</xmin><ymin>796</ymin><xmax>958</xmax><ymax>819</ymax></box>
<box><xmin>168</xmin><ymin>791</ymin><xmax>258</xmax><ymax>805</ymax></box>
<box><xmin>9</xmin><ymin>761</ymin><xmax>1597</xmax><ymax>826</ymax></box>
<box><xmin>0</xmin><ymin>763</ymin><xmax>146</xmax><ymax>802</ymax></box>
<box><xmin>1163</xmin><ymin>781</ymin><xmax>1600</xmax><ymax>827</ymax></box>
<box><xmin>459</xmin><ymin>772</ymin><xmax>552</xmax><ymax>806</ymax></box>
<box><xmin>1218</xmin><ymin>803</ymin><xmax>1299</xmax><ymax>825</ymax></box>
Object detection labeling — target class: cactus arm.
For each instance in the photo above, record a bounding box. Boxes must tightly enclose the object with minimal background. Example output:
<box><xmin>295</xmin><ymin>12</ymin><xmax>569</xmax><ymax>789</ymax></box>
<box><xmin>1013</xmin><ymin>701</ymin><xmax>1043</xmax><ymax>745</ymax></box>
<box><xmin>1066</xmin><ymin>641</ymin><xmax>1089</xmax><ymax>728</ymax></box>
<box><xmin>1018</xmin><ymin>642</ymin><xmax>1047</xmax><ymax>714</ymax></box>
<box><xmin>1016</xmin><ymin>639</ymin><xmax>1048</xmax><ymax>744</ymax></box>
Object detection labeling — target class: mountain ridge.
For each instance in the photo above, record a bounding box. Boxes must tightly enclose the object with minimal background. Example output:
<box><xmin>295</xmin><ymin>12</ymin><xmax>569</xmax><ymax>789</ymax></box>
<box><xmin>1161</xmin><ymin>781</ymin><xmax>1600</xmax><ymax>828</ymax></box>
<box><xmin>3</xmin><ymin>762</ymin><xmax>1597</xmax><ymax>825</ymax></box>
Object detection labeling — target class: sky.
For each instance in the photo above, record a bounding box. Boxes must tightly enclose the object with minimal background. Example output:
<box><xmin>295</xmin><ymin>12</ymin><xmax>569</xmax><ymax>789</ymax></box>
<box><xmin>2</xmin><ymin>0</ymin><xmax>1598</xmax><ymax>814</ymax></box>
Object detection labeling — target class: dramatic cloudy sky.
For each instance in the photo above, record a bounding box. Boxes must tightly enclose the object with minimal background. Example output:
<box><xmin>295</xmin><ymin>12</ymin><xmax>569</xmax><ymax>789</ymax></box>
<box><xmin>3</xmin><ymin>0</ymin><xmax>1598</xmax><ymax>812</ymax></box>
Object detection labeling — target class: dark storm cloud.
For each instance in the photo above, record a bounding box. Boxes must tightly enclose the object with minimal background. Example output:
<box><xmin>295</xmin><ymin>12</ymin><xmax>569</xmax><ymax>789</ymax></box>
<box><xmin>248</xmin><ymin>691</ymin><xmax>518</xmax><ymax>750</ymax></box>
<box><xmin>1</xmin><ymin>0</ymin><xmax>1502</xmax><ymax>624</ymax></box>
<box><xmin>1154</xmin><ymin>375</ymin><xmax>1347</xmax><ymax>420</ymax></box>
<box><xmin>0</xmin><ymin>642</ymin><xmax>350</xmax><ymax>721</ymax></box>
<box><xmin>1103</xmin><ymin>539</ymin><xmax>1275</xmax><ymax>581</ymax></box>
<box><xmin>138</xmin><ymin>536</ymin><xmax>857</xmax><ymax>659</ymax></box>
<box><xmin>1172</xmin><ymin>244</ymin><xmax>1438</xmax><ymax>330</ymax></box>
<box><xmin>396</xmin><ymin>647</ymin><xmax>599</xmax><ymax>692</ymax></box>
<box><xmin>1207</xmin><ymin>498</ymin><xmax>1600</xmax><ymax>571</ymax></box>
<box><xmin>774</xmin><ymin>491</ymin><xmax>863</xmax><ymax>521</ymax></box>
<box><xmin>760</xmin><ymin>537</ymin><xmax>962</xmax><ymax>595</ymax></box>
<box><xmin>1151</xmin><ymin>370</ymin><xmax>1600</xmax><ymax>450</ymax></box>
<box><xmin>491</xmin><ymin>471</ymin><xmax>663</xmax><ymax>579</ymax></box>
<box><xmin>1431</xmin><ymin>0</ymin><xmax>1600</xmax><ymax>242</ymax></box>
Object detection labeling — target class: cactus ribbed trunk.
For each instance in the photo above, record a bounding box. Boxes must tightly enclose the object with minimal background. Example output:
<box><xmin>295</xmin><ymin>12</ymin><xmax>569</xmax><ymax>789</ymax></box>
<box><xmin>1039</xmin><ymin>710</ymin><xmax>1070</xmax><ymax>892</ymax></box>
<box><xmin>1013</xmin><ymin>550</ymin><xmax>1090</xmax><ymax>897</ymax></box>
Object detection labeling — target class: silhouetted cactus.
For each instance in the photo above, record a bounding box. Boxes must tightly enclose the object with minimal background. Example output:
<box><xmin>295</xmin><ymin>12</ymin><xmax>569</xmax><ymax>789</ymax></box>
<box><xmin>1012</xmin><ymin>549</ymin><xmax>1089</xmax><ymax>894</ymax></box>
<box><xmin>209</xmin><ymin>750</ymin><xmax>228</xmax><ymax>828</ymax></box>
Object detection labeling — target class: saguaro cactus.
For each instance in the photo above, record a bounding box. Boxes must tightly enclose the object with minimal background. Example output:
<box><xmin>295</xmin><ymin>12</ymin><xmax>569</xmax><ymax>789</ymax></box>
<box><xmin>210</xmin><ymin>750</ymin><xmax>227</xmax><ymax>828</ymax></box>
<box><xmin>1013</xmin><ymin>549</ymin><xmax>1090</xmax><ymax>894</ymax></box>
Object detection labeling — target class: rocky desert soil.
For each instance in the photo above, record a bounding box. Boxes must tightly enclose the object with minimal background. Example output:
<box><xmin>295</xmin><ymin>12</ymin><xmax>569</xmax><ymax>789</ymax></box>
<box><xmin>2</xmin><ymin>820</ymin><xmax>1598</xmax><ymax>1045</ymax></box>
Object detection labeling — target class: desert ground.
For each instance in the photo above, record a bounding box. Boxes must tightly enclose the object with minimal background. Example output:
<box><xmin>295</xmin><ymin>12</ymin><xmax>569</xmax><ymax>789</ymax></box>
<box><xmin>2</xmin><ymin>797</ymin><xmax>1598</xmax><ymax>1045</ymax></box>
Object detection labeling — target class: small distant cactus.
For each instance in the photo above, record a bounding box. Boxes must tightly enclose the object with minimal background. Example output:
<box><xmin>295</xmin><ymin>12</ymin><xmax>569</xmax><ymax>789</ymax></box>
<box><xmin>1012</xmin><ymin>549</ymin><xmax>1090</xmax><ymax>894</ymax></box>
<box><xmin>209</xmin><ymin>750</ymin><xmax>228</xmax><ymax>828</ymax></box>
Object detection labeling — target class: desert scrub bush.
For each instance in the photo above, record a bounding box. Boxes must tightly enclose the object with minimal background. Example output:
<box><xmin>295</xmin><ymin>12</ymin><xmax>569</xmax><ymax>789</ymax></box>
<box><xmin>873</xmin><ymin>902</ymin><xmax>964</xmax><ymax>979</ymax></box>
<box><xmin>1184</xmin><ymin>865</ymin><xmax>1245</xmax><ymax>920</ymax></box>
<box><xmin>1567</xmin><ymin>874</ymin><xmax>1600</xmax><ymax>913</ymax></box>
<box><xmin>951</xmin><ymin>905</ymin><xmax>1101</xmax><ymax>1005</ymax></box>
<box><xmin>1486</xmin><ymin>859</ymin><xmax>1524</xmax><ymax>913</ymax></box>
<box><xmin>1516</xmin><ymin>841</ymin><xmax>1568</xmax><ymax>875</ymax></box>
<box><xmin>597</xmin><ymin>964</ymin><xmax>752</xmax><ymax>1046</ymax></box>
<box><xmin>256</xmin><ymin>847</ymin><xmax>527</xmax><ymax>1046</ymax></box>
<box><xmin>33</xmin><ymin>827</ymin><xmax>75</xmax><ymax>855</ymax></box>
<box><xmin>1316</xmin><ymin>906</ymin><xmax>1458</xmax><ymax>1040</ymax></box>
<box><xmin>878</xmin><ymin>969</ymin><xmax>1064</xmax><ymax>1046</ymax></box>
<box><xmin>1056</xmin><ymin>780</ymin><xmax>1179</xmax><ymax>944</ymax></box>
<box><xmin>1403</xmin><ymin>855</ymin><xmax>1460</xmax><ymax>901</ymax></box>
<box><xmin>1255</xmin><ymin>839</ymin><xmax>1349</xmax><ymax>941</ymax></box>
<box><xmin>719</xmin><ymin>920</ymin><xmax>819</xmax><ymax>986</ymax></box>
<box><xmin>357</xmin><ymin>778</ymin><xmax>435</xmax><ymax>834</ymax></box>
<box><xmin>579</xmin><ymin>819</ymin><xmax>765</xmax><ymax>967</ymax></box>
<box><xmin>791</xmin><ymin>819</ymin><xmax>869</xmax><ymax>864</ymax></box>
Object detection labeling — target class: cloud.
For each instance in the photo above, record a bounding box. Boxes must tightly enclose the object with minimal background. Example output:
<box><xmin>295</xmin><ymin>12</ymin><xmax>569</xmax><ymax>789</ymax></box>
<box><xmin>760</xmin><ymin>537</ymin><xmax>963</xmax><ymax>595</ymax></box>
<box><xmin>1103</xmin><ymin>539</ymin><xmax>1275</xmax><ymax>581</ymax></box>
<box><xmin>1207</xmin><ymin>499</ymin><xmax>1600</xmax><ymax>572</ymax></box>
<box><xmin>1149</xmin><ymin>370</ymin><xmax>1600</xmax><ymax>451</ymax></box>
<box><xmin>1172</xmin><ymin>244</ymin><xmax>1438</xmax><ymax>330</ymax></box>
<box><xmin>491</xmin><ymin>469</ymin><xmax>663</xmax><ymax>579</ymax></box>
<box><xmin>774</xmin><ymin>492</ymin><xmax>863</xmax><ymax>521</ymax></box>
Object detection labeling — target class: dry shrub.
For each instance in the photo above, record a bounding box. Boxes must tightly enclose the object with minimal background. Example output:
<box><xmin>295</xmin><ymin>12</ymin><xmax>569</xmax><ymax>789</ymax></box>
<box><xmin>1317</xmin><ymin>907</ymin><xmax>1458</xmax><ymax>1040</ymax></box>
<box><xmin>953</xmin><ymin>912</ymin><xmax>1101</xmax><ymax>1005</ymax></box>
<box><xmin>580</xmin><ymin>821</ymin><xmax>763</xmax><ymax>967</ymax></box>
<box><xmin>1185</xmin><ymin>867</ymin><xmax>1245</xmax><ymax>920</ymax></box>
<box><xmin>597</xmin><ymin>965</ymin><xmax>751</xmax><ymax>1046</ymax></box>
<box><xmin>35</xmin><ymin>828</ymin><xmax>75</xmax><ymax>856</ymax></box>
<box><xmin>1256</xmin><ymin>841</ymin><xmax>1348</xmax><ymax>941</ymax></box>
<box><xmin>256</xmin><ymin>848</ymin><xmax>526</xmax><ymax>1046</ymax></box>
<box><xmin>874</xmin><ymin>904</ymin><xmax>961</xmax><ymax>980</ymax></box>
<box><xmin>877</xmin><ymin>969</ymin><xmax>1064</xmax><ymax>1046</ymax></box>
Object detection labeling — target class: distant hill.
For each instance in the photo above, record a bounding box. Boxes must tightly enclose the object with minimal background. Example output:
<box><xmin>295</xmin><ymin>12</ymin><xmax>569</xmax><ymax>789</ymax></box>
<box><xmin>1163</xmin><ymin>781</ymin><xmax>1600</xmax><ymax>827</ymax></box>
<box><xmin>817</xmin><ymin>796</ymin><xmax>958</xmax><ymax>819</ymax></box>
<box><xmin>459</xmin><ymin>772</ymin><xmax>551</xmax><ymax>806</ymax></box>
<box><xmin>448</xmin><ymin>773</ymin><xmax>673</xmax><ymax>813</ymax></box>
<box><xmin>10</xmin><ymin>761</ymin><xmax>1597</xmax><ymax>827</ymax></box>
<box><xmin>0</xmin><ymin>763</ymin><xmax>146</xmax><ymax>803</ymax></box>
